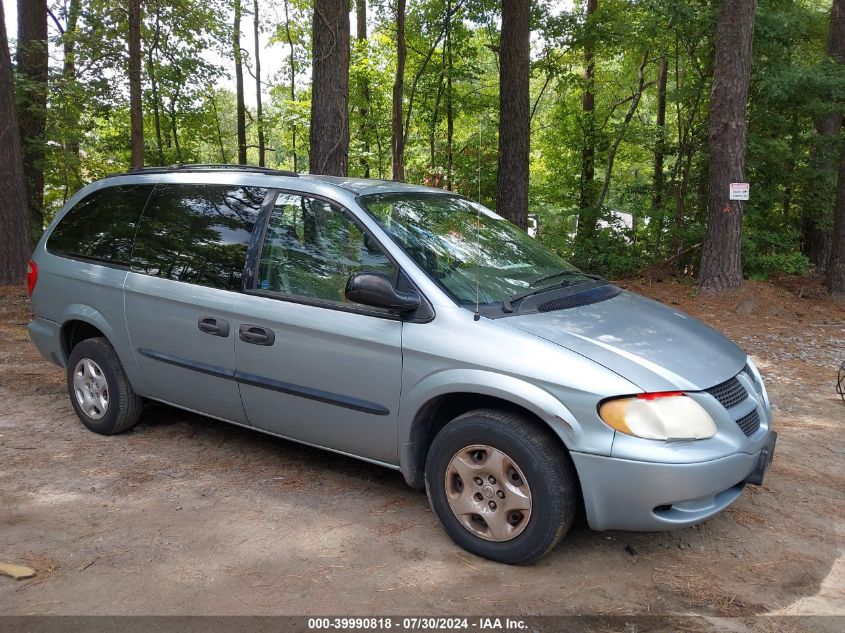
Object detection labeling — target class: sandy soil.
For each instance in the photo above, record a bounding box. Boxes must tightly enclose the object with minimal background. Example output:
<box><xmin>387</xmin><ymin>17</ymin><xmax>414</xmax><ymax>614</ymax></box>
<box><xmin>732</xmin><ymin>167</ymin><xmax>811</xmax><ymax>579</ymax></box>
<box><xmin>0</xmin><ymin>276</ymin><xmax>843</xmax><ymax>623</ymax></box>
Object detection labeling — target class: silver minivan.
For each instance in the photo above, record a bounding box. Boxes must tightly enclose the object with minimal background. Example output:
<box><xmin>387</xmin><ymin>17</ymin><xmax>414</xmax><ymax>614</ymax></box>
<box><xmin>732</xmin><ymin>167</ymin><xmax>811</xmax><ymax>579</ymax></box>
<box><xmin>27</xmin><ymin>165</ymin><xmax>776</xmax><ymax>564</ymax></box>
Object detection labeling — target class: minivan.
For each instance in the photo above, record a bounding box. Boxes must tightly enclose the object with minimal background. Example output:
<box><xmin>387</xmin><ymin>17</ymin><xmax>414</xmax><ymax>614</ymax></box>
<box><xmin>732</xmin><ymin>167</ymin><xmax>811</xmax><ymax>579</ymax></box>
<box><xmin>27</xmin><ymin>165</ymin><xmax>776</xmax><ymax>564</ymax></box>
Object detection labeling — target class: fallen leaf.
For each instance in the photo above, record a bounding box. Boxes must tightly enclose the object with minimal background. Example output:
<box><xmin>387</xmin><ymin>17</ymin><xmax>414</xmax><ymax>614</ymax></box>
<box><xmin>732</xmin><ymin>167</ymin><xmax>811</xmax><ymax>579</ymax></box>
<box><xmin>0</xmin><ymin>562</ymin><xmax>36</xmax><ymax>580</ymax></box>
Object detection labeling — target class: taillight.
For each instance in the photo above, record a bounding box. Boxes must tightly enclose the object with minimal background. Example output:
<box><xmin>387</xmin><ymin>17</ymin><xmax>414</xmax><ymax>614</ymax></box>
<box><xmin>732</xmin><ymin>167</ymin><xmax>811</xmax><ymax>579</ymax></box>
<box><xmin>26</xmin><ymin>259</ymin><xmax>38</xmax><ymax>297</ymax></box>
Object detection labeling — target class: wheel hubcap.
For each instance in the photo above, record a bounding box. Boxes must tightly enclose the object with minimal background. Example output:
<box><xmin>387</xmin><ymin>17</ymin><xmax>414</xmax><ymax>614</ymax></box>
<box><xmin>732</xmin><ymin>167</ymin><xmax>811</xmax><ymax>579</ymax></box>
<box><xmin>444</xmin><ymin>444</ymin><xmax>532</xmax><ymax>542</ymax></box>
<box><xmin>72</xmin><ymin>358</ymin><xmax>109</xmax><ymax>420</ymax></box>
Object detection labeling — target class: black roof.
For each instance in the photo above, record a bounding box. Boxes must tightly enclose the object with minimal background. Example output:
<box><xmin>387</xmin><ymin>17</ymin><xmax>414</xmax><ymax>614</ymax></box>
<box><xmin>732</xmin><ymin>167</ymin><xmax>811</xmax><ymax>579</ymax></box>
<box><xmin>101</xmin><ymin>164</ymin><xmax>452</xmax><ymax>197</ymax></box>
<box><xmin>105</xmin><ymin>164</ymin><xmax>299</xmax><ymax>178</ymax></box>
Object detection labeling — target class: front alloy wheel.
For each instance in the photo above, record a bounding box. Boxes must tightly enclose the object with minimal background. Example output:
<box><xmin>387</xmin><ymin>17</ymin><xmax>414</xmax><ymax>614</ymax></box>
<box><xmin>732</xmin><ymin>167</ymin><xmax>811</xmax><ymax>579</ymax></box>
<box><xmin>445</xmin><ymin>444</ymin><xmax>532</xmax><ymax>542</ymax></box>
<box><xmin>425</xmin><ymin>408</ymin><xmax>579</xmax><ymax>565</ymax></box>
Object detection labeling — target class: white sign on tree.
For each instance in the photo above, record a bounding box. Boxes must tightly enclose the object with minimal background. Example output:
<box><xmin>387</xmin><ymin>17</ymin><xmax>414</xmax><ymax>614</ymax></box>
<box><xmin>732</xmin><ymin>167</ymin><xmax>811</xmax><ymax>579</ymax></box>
<box><xmin>729</xmin><ymin>182</ymin><xmax>750</xmax><ymax>201</ymax></box>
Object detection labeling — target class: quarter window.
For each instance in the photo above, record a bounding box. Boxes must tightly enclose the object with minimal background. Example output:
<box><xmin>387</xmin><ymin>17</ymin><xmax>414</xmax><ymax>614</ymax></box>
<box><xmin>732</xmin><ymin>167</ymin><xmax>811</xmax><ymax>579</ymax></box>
<box><xmin>131</xmin><ymin>184</ymin><xmax>266</xmax><ymax>291</ymax></box>
<box><xmin>47</xmin><ymin>184</ymin><xmax>153</xmax><ymax>265</ymax></box>
<box><xmin>256</xmin><ymin>193</ymin><xmax>395</xmax><ymax>303</ymax></box>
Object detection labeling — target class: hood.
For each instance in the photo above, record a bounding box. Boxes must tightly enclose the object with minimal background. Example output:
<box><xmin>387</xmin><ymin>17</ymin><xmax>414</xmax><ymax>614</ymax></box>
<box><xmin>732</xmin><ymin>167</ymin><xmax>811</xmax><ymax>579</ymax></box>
<box><xmin>502</xmin><ymin>290</ymin><xmax>746</xmax><ymax>392</ymax></box>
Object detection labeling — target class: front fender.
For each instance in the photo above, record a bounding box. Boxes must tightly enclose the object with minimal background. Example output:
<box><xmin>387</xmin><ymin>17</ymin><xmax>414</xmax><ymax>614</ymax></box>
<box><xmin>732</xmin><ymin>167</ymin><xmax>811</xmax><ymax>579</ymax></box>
<box><xmin>399</xmin><ymin>368</ymin><xmax>585</xmax><ymax>452</ymax></box>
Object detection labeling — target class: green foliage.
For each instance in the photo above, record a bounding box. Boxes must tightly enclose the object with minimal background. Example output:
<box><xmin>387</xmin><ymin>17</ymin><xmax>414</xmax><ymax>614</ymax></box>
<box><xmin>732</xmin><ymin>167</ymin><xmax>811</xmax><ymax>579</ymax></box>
<box><xmin>743</xmin><ymin>228</ymin><xmax>811</xmax><ymax>279</ymax></box>
<box><xmin>26</xmin><ymin>0</ymin><xmax>843</xmax><ymax>282</ymax></box>
<box><xmin>747</xmin><ymin>0</ymin><xmax>840</xmax><ymax>245</ymax></box>
<box><xmin>569</xmin><ymin>230</ymin><xmax>651</xmax><ymax>279</ymax></box>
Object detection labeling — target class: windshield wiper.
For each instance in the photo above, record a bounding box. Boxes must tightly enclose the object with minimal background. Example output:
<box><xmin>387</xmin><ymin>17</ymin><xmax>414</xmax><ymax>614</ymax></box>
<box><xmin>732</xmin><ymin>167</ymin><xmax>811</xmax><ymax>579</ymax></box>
<box><xmin>502</xmin><ymin>281</ymin><xmax>573</xmax><ymax>313</ymax></box>
<box><xmin>530</xmin><ymin>270</ymin><xmax>602</xmax><ymax>285</ymax></box>
<box><xmin>502</xmin><ymin>272</ymin><xmax>603</xmax><ymax>313</ymax></box>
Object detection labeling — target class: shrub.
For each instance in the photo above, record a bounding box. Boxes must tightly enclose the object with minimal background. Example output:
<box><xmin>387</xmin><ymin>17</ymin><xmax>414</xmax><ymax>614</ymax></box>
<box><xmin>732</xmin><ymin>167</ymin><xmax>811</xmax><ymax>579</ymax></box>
<box><xmin>742</xmin><ymin>228</ymin><xmax>811</xmax><ymax>279</ymax></box>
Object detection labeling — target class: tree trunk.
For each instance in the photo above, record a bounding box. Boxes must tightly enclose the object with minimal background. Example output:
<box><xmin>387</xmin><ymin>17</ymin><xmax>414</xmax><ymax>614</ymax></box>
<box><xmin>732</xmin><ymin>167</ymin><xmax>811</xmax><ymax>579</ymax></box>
<box><xmin>63</xmin><ymin>0</ymin><xmax>81</xmax><ymax>162</ymax></box>
<box><xmin>356</xmin><ymin>0</ymin><xmax>370</xmax><ymax>177</ymax></box>
<box><xmin>17</xmin><ymin>0</ymin><xmax>48</xmax><ymax>238</ymax></box>
<box><xmin>210</xmin><ymin>92</ymin><xmax>228</xmax><ymax>163</ymax></box>
<box><xmin>698</xmin><ymin>0</ymin><xmax>757</xmax><ymax>293</ymax></box>
<box><xmin>149</xmin><ymin>72</ymin><xmax>164</xmax><ymax>164</ymax></box>
<box><xmin>62</xmin><ymin>0</ymin><xmax>80</xmax><ymax>140</ymax></box>
<box><xmin>803</xmin><ymin>0</ymin><xmax>845</xmax><ymax>270</ymax></box>
<box><xmin>310</xmin><ymin>0</ymin><xmax>349</xmax><ymax>176</ymax></box>
<box><xmin>496</xmin><ymin>0</ymin><xmax>530</xmax><ymax>230</ymax></box>
<box><xmin>0</xmin><ymin>0</ymin><xmax>30</xmax><ymax>283</ymax></box>
<box><xmin>234</xmin><ymin>0</ymin><xmax>247</xmax><ymax>164</ymax></box>
<box><xmin>58</xmin><ymin>0</ymin><xmax>82</xmax><ymax>202</ymax></box>
<box><xmin>783</xmin><ymin>112</ymin><xmax>800</xmax><ymax>218</ymax></box>
<box><xmin>128</xmin><ymin>0</ymin><xmax>143</xmax><ymax>168</ymax></box>
<box><xmin>825</xmin><ymin>1</ymin><xmax>845</xmax><ymax>292</ymax></box>
<box><xmin>827</xmin><ymin>134</ymin><xmax>845</xmax><ymax>293</ymax></box>
<box><xmin>669</xmin><ymin>142</ymin><xmax>696</xmax><ymax>258</ymax></box>
<box><xmin>253</xmin><ymin>0</ymin><xmax>265</xmax><ymax>167</ymax></box>
<box><xmin>391</xmin><ymin>0</ymin><xmax>406</xmax><ymax>181</ymax></box>
<box><xmin>375</xmin><ymin>112</ymin><xmax>385</xmax><ymax>178</ymax></box>
<box><xmin>283</xmin><ymin>0</ymin><xmax>298</xmax><ymax>171</ymax></box>
<box><xmin>652</xmin><ymin>55</ymin><xmax>668</xmax><ymax>248</ymax></box>
<box><xmin>667</xmin><ymin>35</ymin><xmax>710</xmax><ymax>260</ymax></box>
<box><xmin>445</xmin><ymin>0</ymin><xmax>453</xmax><ymax>190</ymax></box>
<box><xmin>576</xmin><ymin>0</ymin><xmax>598</xmax><ymax>242</ymax></box>
<box><xmin>148</xmin><ymin>0</ymin><xmax>165</xmax><ymax>165</ymax></box>
<box><xmin>169</xmin><ymin>95</ymin><xmax>182</xmax><ymax>163</ymax></box>
<box><xmin>430</xmin><ymin>70</ymin><xmax>444</xmax><ymax>171</ymax></box>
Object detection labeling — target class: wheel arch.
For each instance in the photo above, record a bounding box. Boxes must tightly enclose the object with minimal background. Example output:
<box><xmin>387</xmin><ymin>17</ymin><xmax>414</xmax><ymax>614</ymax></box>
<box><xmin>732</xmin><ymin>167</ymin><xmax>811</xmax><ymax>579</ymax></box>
<box><xmin>398</xmin><ymin>371</ymin><xmax>584</xmax><ymax>489</ymax></box>
<box><xmin>61</xmin><ymin>320</ymin><xmax>107</xmax><ymax>360</ymax></box>
<box><xmin>59</xmin><ymin>305</ymin><xmax>122</xmax><ymax>362</ymax></box>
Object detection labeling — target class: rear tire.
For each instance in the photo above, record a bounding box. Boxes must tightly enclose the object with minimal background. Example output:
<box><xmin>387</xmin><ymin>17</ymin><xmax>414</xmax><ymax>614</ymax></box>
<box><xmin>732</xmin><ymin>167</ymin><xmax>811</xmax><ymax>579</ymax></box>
<box><xmin>425</xmin><ymin>408</ymin><xmax>578</xmax><ymax>565</ymax></box>
<box><xmin>66</xmin><ymin>337</ymin><xmax>143</xmax><ymax>435</ymax></box>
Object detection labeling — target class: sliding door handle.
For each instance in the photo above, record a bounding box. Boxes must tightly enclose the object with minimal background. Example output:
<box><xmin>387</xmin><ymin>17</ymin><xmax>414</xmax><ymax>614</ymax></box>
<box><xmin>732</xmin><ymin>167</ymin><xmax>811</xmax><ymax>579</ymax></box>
<box><xmin>239</xmin><ymin>324</ymin><xmax>275</xmax><ymax>346</ymax></box>
<box><xmin>198</xmin><ymin>316</ymin><xmax>230</xmax><ymax>337</ymax></box>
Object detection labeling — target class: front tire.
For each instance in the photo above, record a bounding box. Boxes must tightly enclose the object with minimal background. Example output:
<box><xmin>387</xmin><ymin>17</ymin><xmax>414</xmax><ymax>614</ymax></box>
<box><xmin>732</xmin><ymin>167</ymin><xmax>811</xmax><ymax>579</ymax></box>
<box><xmin>425</xmin><ymin>409</ymin><xmax>578</xmax><ymax>565</ymax></box>
<box><xmin>66</xmin><ymin>337</ymin><xmax>143</xmax><ymax>435</ymax></box>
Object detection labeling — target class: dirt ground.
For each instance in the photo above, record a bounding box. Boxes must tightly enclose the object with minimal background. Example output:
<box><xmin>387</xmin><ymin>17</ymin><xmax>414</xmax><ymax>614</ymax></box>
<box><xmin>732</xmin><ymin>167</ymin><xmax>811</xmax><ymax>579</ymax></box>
<box><xmin>0</xmin><ymin>275</ymin><xmax>843</xmax><ymax>624</ymax></box>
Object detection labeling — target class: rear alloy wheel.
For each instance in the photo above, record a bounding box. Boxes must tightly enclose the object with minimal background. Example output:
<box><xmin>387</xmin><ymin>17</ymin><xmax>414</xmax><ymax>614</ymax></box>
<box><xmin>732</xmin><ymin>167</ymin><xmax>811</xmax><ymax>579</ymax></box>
<box><xmin>425</xmin><ymin>409</ymin><xmax>578</xmax><ymax>565</ymax></box>
<box><xmin>72</xmin><ymin>358</ymin><xmax>110</xmax><ymax>420</ymax></box>
<box><xmin>66</xmin><ymin>337</ymin><xmax>143</xmax><ymax>435</ymax></box>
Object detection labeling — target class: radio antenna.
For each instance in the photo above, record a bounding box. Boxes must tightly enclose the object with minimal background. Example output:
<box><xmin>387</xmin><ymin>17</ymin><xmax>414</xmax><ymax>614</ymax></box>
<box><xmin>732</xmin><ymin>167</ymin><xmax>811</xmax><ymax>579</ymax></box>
<box><xmin>474</xmin><ymin>118</ymin><xmax>482</xmax><ymax>322</ymax></box>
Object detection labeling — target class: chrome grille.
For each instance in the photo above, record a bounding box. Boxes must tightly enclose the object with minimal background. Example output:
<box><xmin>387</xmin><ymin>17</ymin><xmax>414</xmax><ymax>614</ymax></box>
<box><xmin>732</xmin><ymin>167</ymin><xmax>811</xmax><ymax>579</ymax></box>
<box><xmin>736</xmin><ymin>410</ymin><xmax>761</xmax><ymax>436</ymax></box>
<box><xmin>705</xmin><ymin>370</ymin><xmax>763</xmax><ymax>437</ymax></box>
<box><xmin>705</xmin><ymin>376</ymin><xmax>748</xmax><ymax>410</ymax></box>
<box><xmin>743</xmin><ymin>364</ymin><xmax>762</xmax><ymax>394</ymax></box>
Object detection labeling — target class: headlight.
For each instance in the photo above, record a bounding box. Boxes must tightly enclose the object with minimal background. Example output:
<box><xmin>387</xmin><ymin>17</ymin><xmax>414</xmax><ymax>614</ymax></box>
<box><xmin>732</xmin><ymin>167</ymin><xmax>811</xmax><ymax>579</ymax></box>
<box><xmin>599</xmin><ymin>392</ymin><xmax>717</xmax><ymax>440</ymax></box>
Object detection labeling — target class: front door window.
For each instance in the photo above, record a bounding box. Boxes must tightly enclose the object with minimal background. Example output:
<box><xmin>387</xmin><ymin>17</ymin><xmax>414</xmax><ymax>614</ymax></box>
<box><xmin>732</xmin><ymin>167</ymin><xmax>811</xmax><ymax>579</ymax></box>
<box><xmin>256</xmin><ymin>193</ymin><xmax>395</xmax><ymax>303</ymax></box>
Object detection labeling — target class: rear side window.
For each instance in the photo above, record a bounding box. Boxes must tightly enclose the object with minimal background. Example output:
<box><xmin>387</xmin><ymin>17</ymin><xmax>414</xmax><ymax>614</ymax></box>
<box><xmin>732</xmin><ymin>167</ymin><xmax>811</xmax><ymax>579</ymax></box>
<box><xmin>131</xmin><ymin>184</ymin><xmax>267</xmax><ymax>291</ymax></box>
<box><xmin>47</xmin><ymin>184</ymin><xmax>153</xmax><ymax>266</ymax></box>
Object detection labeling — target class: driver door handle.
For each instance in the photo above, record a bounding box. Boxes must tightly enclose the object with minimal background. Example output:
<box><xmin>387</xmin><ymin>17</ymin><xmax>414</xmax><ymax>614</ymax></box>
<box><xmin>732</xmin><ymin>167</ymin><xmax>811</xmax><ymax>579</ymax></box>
<box><xmin>239</xmin><ymin>324</ymin><xmax>275</xmax><ymax>346</ymax></box>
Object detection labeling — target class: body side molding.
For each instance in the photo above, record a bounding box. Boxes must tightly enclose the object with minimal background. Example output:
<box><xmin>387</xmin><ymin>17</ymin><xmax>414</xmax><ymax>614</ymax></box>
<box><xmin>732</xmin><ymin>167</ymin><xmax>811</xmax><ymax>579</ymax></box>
<box><xmin>137</xmin><ymin>348</ymin><xmax>390</xmax><ymax>416</ymax></box>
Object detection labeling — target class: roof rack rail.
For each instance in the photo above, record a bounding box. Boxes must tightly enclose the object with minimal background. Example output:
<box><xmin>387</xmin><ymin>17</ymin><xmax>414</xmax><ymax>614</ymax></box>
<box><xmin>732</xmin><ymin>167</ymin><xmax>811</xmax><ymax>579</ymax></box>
<box><xmin>106</xmin><ymin>164</ymin><xmax>299</xmax><ymax>178</ymax></box>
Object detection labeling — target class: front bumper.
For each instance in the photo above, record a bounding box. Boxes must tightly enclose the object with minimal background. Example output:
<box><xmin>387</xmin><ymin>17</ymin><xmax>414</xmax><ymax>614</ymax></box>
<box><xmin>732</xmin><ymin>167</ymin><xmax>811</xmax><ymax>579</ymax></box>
<box><xmin>571</xmin><ymin>442</ymin><xmax>770</xmax><ymax>531</ymax></box>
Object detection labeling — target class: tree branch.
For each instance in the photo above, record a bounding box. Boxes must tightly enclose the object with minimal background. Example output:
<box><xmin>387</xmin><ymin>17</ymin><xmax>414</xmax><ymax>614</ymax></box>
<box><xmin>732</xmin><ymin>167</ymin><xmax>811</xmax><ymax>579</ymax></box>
<box><xmin>593</xmin><ymin>51</ymin><xmax>650</xmax><ymax>211</ymax></box>
<box><xmin>402</xmin><ymin>0</ymin><xmax>463</xmax><ymax>143</ymax></box>
<box><xmin>47</xmin><ymin>8</ymin><xmax>65</xmax><ymax>35</ymax></box>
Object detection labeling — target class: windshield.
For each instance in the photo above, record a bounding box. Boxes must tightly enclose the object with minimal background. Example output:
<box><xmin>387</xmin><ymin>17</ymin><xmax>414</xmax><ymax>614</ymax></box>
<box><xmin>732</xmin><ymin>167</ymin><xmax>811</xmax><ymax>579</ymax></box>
<box><xmin>359</xmin><ymin>193</ymin><xmax>592</xmax><ymax>305</ymax></box>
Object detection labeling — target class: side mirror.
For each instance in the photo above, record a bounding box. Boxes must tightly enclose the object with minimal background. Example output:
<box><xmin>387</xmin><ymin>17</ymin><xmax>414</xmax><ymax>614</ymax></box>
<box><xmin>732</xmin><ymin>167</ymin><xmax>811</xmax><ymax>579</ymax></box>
<box><xmin>345</xmin><ymin>271</ymin><xmax>421</xmax><ymax>313</ymax></box>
